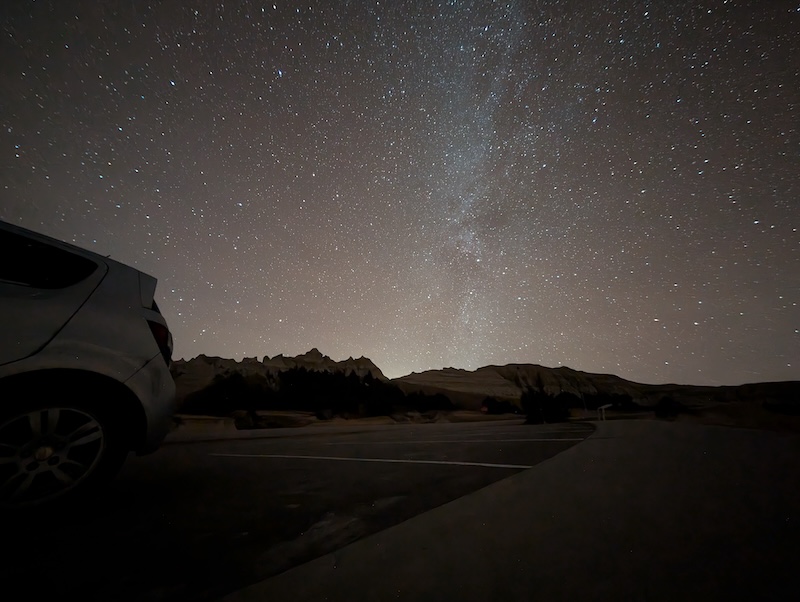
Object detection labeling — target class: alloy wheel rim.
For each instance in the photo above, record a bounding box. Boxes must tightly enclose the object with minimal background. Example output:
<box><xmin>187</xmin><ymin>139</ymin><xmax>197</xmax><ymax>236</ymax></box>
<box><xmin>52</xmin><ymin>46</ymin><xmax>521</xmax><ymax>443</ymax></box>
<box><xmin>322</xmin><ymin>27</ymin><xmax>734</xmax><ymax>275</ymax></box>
<box><xmin>0</xmin><ymin>407</ymin><xmax>105</xmax><ymax>506</ymax></box>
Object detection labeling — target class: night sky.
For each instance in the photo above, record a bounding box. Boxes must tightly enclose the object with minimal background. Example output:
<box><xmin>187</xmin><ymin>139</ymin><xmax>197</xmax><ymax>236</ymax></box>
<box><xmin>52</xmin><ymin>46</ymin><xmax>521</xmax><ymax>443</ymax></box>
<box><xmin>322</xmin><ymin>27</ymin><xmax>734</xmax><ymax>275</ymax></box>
<box><xmin>2</xmin><ymin>1</ymin><xmax>798</xmax><ymax>385</ymax></box>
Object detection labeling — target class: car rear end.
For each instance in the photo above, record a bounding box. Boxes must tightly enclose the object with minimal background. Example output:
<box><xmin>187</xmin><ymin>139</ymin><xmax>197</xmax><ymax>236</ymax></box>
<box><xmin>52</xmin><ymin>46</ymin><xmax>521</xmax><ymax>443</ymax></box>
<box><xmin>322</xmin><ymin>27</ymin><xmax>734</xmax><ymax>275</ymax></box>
<box><xmin>0</xmin><ymin>221</ymin><xmax>176</xmax><ymax>506</ymax></box>
<box><xmin>128</xmin><ymin>272</ymin><xmax>177</xmax><ymax>453</ymax></box>
<box><xmin>42</xmin><ymin>255</ymin><xmax>178</xmax><ymax>454</ymax></box>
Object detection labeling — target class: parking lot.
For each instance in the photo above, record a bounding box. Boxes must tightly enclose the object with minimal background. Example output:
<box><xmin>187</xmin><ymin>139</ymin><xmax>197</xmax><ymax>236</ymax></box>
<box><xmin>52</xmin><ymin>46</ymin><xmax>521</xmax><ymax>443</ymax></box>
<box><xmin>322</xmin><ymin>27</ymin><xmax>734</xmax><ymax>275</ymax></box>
<box><xmin>2</xmin><ymin>419</ymin><xmax>593</xmax><ymax>602</ymax></box>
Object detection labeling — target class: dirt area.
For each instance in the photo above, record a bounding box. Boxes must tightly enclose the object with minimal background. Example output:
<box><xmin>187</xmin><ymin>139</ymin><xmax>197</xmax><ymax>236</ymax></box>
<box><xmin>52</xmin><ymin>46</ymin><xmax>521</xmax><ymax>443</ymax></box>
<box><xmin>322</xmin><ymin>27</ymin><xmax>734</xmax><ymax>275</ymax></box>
<box><xmin>673</xmin><ymin>402</ymin><xmax>800</xmax><ymax>433</ymax></box>
<box><xmin>560</xmin><ymin>400</ymin><xmax>800</xmax><ymax>436</ymax></box>
<box><xmin>172</xmin><ymin>403</ymin><xmax>800</xmax><ymax>437</ymax></box>
<box><xmin>171</xmin><ymin>410</ymin><xmax>524</xmax><ymax>433</ymax></box>
<box><xmin>592</xmin><ymin>403</ymin><xmax>800</xmax><ymax>434</ymax></box>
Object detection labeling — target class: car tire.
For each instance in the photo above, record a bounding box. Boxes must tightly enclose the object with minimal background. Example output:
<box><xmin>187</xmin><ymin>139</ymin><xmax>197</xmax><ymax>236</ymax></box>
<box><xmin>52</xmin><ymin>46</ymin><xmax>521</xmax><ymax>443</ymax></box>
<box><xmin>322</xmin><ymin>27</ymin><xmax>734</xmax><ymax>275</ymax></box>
<box><xmin>0</xmin><ymin>393</ymin><xmax>129</xmax><ymax>509</ymax></box>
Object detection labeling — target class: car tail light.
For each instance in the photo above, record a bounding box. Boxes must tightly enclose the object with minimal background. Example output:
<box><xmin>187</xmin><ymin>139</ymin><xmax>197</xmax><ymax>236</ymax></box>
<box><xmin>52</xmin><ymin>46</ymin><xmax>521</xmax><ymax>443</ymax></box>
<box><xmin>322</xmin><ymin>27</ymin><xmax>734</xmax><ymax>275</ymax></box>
<box><xmin>147</xmin><ymin>320</ymin><xmax>173</xmax><ymax>365</ymax></box>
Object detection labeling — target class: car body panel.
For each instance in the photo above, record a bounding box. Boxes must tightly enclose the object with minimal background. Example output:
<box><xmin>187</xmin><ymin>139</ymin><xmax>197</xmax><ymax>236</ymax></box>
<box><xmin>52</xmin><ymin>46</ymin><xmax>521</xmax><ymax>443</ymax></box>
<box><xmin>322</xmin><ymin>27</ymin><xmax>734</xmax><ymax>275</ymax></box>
<box><xmin>0</xmin><ymin>220</ymin><xmax>176</xmax><ymax>456</ymax></box>
<box><xmin>0</xmin><ymin>227</ymin><xmax>108</xmax><ymax>364</ymax></box>
<box><xmin>125</xmin><ymin>355</ymin><xmax>177</xmax><ymax>453</ymax></box>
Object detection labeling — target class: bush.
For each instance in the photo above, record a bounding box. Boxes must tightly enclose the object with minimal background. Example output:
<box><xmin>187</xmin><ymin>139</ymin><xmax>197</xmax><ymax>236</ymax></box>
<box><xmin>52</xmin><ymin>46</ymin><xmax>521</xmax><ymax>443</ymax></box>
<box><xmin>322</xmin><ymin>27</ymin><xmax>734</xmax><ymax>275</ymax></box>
<box><xmin>181</xmin><ymin>367</ymin><xmax>427</xmax><ymax>419</ymax></box>
<box><xmin>404</xmin><ymin>392</ymin><xmax>455</xmax><ymax>413</ymax></box>
<box><xmin>181</xmin><ymin>372</ymin><xmax>274</xmax><ymax>415</ymax></box>
<box><xmin>520</xmin><ymin>388</ymin><xmax>570</xmax><ymax>423</ymax></box>
<box><xmin>481</xmin><ymin>397</ymin><xmax>520</xmax><ymax>414</ymax></box>
<box><xmin>762</xmin><ymin>401</ymin><xmax>800</xmax><ymax>416</ymax></box>
<box><xmin>654</xmin><ymin>396</ymin><xmax>684</xmax><ymax>419</ymax></box>
<box><xmin>586</xmin><ymin>392</ymin><xmax>639</xmax><ymax>411</ymax></box>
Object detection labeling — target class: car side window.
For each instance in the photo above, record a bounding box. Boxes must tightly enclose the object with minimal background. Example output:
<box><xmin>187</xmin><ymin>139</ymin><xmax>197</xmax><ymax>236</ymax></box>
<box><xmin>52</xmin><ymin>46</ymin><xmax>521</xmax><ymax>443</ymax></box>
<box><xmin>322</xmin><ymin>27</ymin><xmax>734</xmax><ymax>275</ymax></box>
<box><xmin>0</xmin><ymin>229</ymin><xmax>98</xmax><ymax>288</ymax></box>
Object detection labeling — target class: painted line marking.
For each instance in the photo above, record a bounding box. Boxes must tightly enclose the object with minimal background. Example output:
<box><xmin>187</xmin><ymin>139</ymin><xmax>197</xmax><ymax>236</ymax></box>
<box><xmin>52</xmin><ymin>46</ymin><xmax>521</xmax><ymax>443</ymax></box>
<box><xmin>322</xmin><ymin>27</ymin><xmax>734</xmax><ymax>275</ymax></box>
<box><xmin>447</xmin><ymin>430</ymin><xmax>593</xmax><ymax>435</ymax></box>
<box><xmin>210</xmin><ymin>453</ymin><xmax>533</xmax><ymax>470</ymax></box>
<box><xmin>324</xmin><ymin>438</ymin><xmax>586</xmax><ymax>444</ymax></box>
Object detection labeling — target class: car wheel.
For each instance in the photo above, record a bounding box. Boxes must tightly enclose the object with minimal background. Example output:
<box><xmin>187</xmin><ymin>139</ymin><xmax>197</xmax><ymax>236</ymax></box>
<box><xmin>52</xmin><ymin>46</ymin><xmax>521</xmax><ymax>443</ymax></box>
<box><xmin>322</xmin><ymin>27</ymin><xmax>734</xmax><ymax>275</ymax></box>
<box><xmin>0</xmin><ymin>402</ymin><xmax>128</xmax><ymax>508</ymax></box>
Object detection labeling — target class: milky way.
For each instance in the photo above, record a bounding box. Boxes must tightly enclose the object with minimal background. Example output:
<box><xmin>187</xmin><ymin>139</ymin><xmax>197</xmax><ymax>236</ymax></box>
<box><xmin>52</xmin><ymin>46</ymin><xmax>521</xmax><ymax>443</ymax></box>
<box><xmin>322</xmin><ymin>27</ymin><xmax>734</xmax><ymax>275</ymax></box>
<box><xmin>2</xmin><ymin>1</ymin><xmax>798</xmax><ymax>384</ymax></box>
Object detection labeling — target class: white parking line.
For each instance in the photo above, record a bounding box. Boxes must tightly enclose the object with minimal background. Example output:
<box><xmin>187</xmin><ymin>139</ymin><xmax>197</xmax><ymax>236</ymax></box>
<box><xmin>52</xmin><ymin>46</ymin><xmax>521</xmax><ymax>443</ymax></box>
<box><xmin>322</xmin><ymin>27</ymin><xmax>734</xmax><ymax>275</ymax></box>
<box><xmin>324</xmin><ymin>438</ymin><xmax>586</xmax><ymax>444</ymax></box>
<box><xmin>209</xmin><ymin>453</ymin><xmax>533</xmax><ymax>470</ymax></box>
<box><xmin>473</xmin><ymin>426</ymin><xmax>593</xmax><ymax>430</ymax></box>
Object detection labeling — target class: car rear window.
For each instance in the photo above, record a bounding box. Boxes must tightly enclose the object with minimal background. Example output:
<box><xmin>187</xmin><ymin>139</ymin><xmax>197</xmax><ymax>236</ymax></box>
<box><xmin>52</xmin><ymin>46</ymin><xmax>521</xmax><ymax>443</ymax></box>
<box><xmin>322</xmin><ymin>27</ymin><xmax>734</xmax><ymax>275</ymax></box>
<box><xmin>0</xmin><ymin>229</ymin><xmax>99</xmax><ymax>288</ymax></box>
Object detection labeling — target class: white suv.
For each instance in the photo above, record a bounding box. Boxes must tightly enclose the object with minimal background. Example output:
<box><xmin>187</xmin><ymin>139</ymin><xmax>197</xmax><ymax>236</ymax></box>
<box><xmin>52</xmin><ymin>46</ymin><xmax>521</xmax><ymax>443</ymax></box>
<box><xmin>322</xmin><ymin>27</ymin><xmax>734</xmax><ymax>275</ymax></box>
<box><xmin>0</xmin><ymin>220</ymin><xmax>176</xmax><ymax>507</ymax></box>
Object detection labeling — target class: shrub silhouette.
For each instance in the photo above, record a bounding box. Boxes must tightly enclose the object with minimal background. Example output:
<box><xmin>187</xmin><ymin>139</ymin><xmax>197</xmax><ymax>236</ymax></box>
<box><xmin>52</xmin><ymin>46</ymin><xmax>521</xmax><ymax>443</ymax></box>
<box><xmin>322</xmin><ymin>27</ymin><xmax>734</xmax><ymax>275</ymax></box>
<box><xmin>180</xmin><ymin>367</ymin><xmax>430</xmax><ymax>418</ymax></box>
<box><xmin>520</xmin><ymin>388</ymin><xmax>570</xmax><ymax>424</ymax></box>
<box><xmin>181</xmin><ymin>372</ymin><xmax>274</xmax><ymax>415</ymax></box>
<box><xmin>654</xmin><ymin>396</ymin><xmax>684</xmax><ymax>419</ymax></box>
<box><xmin>482</xmin><ymin>397</ymin><xmax>520</xmax><ymax>414</ymax></box>
<box><xmin>403</xmin><ymin>392</ymin><xmax>455</xmax><ymax>413</ymax></box>
<box><xmin>572</xmin><ymin>391</ymin><xmax>643</xmax><ymax>412</ymax></box>
<box><xmin>763</xmin><ymin>401</ymin><xmax>800</xmax><ymax>416</ymax></box>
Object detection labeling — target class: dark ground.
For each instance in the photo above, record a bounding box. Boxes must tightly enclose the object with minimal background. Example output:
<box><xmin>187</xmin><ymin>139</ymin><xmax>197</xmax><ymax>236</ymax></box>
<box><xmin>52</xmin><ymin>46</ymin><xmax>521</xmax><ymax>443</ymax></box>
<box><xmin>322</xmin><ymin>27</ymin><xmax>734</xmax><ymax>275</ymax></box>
<box><xmin>2</xmin><ymin>420</ymin><xmax>591</xmax><ymax>601</ymax></box>
<box><xmin>224</xmin><ymin>419</ymin><xmax>800</xmax><ymax>602</ymax></box>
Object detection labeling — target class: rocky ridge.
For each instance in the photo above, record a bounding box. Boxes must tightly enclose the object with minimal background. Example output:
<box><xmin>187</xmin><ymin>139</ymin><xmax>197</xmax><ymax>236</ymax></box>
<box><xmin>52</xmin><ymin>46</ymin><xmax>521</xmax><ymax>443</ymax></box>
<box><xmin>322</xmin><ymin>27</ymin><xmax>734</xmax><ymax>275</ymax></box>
<box><xmin>172</xmin><ymin>349</ymin><xmax>799</xmax><ymax>413</ymax></box>
<box><xmin>394</xmin><ymin>363</ymin><xmax>800</xmax><ymax>411</ymax></box>
<box><xmin>171</xmin><ymin>348</ymin><xmax>386</xmax><ymax>404</ymax></box>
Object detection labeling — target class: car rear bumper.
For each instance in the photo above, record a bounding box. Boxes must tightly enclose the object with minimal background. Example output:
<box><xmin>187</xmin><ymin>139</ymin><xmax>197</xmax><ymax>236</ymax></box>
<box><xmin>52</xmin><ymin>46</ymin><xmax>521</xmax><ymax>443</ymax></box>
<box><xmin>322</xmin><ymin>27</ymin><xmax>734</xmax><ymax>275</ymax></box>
<box><xmin>125</xmin><ymin>354</ymin><xmax>176</xmax><ymax>454</ymax></box>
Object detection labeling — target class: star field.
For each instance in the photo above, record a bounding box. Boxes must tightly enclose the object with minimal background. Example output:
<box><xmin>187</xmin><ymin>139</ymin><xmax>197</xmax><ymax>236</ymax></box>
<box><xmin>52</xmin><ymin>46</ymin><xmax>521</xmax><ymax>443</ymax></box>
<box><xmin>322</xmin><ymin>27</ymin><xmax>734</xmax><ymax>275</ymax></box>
<box><xmin>2</xmin><ymin>1</ymin><xmax>798</xmax><ymax>384</ymax></box>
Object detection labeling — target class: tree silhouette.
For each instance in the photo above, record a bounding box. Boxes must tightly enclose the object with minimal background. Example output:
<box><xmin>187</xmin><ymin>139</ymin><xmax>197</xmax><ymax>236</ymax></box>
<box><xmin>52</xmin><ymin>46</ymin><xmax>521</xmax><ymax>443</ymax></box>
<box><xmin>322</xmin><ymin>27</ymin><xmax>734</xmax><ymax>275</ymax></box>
<box><xmin>520</xmin><ymin>387</ymin><xmax>569</xmax><ymax>424</ymax></box>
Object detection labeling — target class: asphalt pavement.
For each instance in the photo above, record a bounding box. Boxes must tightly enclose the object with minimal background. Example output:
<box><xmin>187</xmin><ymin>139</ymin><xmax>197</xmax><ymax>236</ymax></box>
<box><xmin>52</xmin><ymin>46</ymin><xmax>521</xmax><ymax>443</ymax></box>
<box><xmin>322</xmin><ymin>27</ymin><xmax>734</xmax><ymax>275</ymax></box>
<box><xmin>2</xmin><ymin>418</ymin><xmax>590</xmax><ymax>602</ymax></box>
<box><xmin>222</xmin><ymin>419</ymin><xmax>800</xmax><ymax>602</ymax></box>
